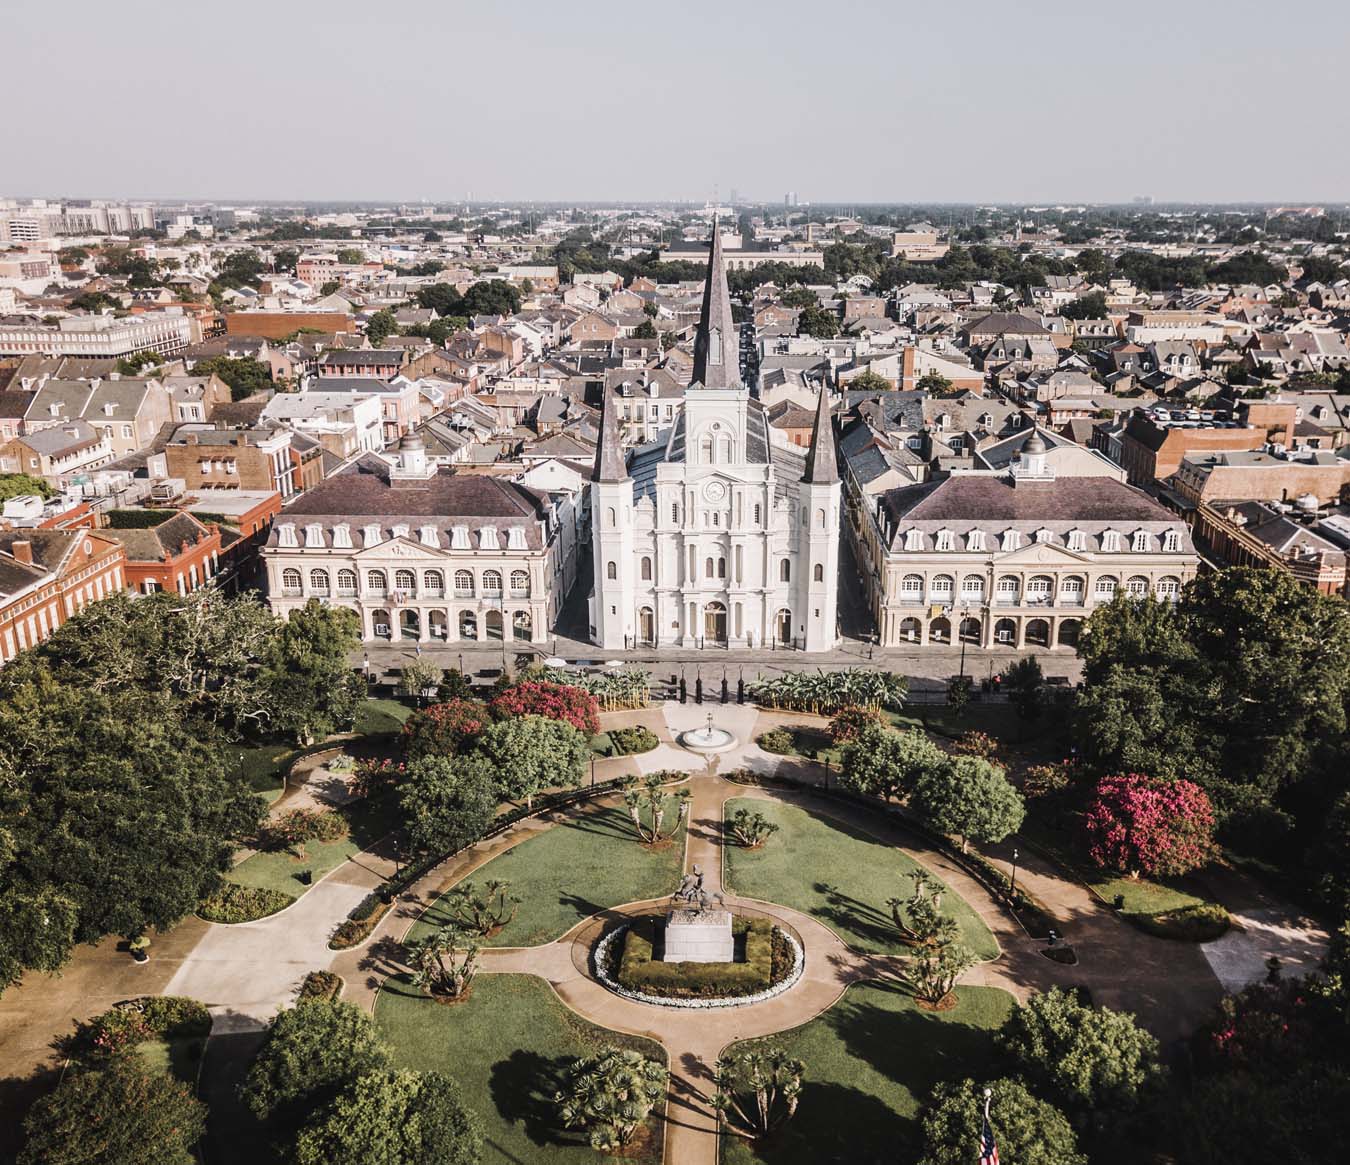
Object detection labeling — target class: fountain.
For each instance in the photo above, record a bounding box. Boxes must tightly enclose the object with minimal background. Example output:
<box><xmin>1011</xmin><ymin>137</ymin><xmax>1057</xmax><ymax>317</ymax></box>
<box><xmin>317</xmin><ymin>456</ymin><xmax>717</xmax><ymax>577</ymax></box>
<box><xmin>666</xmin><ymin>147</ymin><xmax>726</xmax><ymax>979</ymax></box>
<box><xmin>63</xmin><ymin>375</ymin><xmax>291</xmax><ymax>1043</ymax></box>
<box><xmin>678</xmin><ymin>712</ymin><xmax>737</xmax><ymax>756</ymax></box>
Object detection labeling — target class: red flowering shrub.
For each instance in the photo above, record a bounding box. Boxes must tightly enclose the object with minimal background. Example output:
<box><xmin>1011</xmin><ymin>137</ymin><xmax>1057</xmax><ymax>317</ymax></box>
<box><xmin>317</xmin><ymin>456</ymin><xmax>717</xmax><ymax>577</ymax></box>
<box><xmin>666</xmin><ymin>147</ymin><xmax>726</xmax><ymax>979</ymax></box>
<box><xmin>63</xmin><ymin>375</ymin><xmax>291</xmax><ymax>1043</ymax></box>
<box><xmin>1083</xmin><ymin>773</ymin><xmax>1217</xmax><ymax>878</ymax></box>
<box><xmin>950</xmin><ymin>730</ymin><xmax>1000</xmax><ymax>761</ymax></box>
<box><xmin>828</xmin><ymin>704</ymin><xmax>885</xmax><ymax>744</ymax></box>
<box><xmin>1198</xmin><ymin>980</ymin><xmax>1312</xmax><ymax>1072</ymax></box>
<box><xmin>350</xmin><ymin>756</ymin><xmax>407</xmax><ymax>799</ymax></box>
<box><xmin>489</xmin><ymin>681</ymin><xmax>601</xmax><ymax>737</ymax></box>
<box><xmin>402</xmin><ymin>698</ymin><xmax>490</xmax><ymax>759</ymax></box>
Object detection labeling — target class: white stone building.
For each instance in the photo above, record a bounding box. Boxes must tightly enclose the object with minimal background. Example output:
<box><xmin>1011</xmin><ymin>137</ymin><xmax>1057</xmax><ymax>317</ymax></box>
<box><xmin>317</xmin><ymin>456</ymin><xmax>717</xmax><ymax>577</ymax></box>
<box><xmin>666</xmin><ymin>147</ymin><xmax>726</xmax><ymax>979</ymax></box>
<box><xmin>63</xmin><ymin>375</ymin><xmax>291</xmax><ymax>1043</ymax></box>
<box><xmin>263</xmin><ymin>436</ymin><xmax>577</xmax><ymax>645</ymax></box>
<box><xmin>589</xmin><ymin>226</ymin><xmax>841</xmax><ymax>652</ymax></box>
<box><xmin>850</xmin><ymin>433</ymin><xmax>1200</xmax><ymax>650</ymax></box>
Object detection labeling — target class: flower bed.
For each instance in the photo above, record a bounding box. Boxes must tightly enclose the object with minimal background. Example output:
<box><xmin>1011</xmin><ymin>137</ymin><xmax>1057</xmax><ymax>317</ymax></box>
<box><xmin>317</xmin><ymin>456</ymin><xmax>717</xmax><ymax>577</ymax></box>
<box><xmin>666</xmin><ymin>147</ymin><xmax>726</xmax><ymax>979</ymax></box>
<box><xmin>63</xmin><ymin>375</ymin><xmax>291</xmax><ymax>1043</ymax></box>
<box><xmin>198</xmin><ymin>882</ymin><xmax>294</xmax><ymax>923</ymax></box>
<box><xmin>593</xmin><ymin>917</ymin><xmax>803</xmax><ymax>1009</ymax></box>
<box><xmin>298</xmin><ymin>970</ymin><xmax>344</xmax><ymax>1002</ymax></box>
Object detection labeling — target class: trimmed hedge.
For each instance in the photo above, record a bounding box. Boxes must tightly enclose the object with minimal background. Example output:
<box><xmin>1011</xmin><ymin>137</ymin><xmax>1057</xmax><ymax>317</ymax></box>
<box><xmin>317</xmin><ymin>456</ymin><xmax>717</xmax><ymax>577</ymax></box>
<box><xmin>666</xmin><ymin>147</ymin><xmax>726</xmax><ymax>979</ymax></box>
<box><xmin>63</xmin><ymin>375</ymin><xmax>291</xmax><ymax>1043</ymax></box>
<box><xmin>78</xmin><ymin>996</ymin><xmax>211</xmax><ymax>1058</ymax></box>
<box><xmin>1129</xmin><ymin>902</ymin><xmax>1230</xmax><ymax>942</ymax></box>
<box><xmin>758</xmin><ymin>728</ymin><xmax>795</xmax><ymax>755</ymax></box>
<box><xmin>198</xmin><ymin>882</ymin><xmax>294</xmax><ymax>923</ymax></box>
<box><xmin>617</xmin><ymin>916</ymin><xmax>778</xmax><ymax>998</ymax></box>
<box><xmin>608</xmin><ymin>726</ymin><xmax>659</xmax><ymax>756</ymax></box>
<box><xmin>330</xmin><ymin>891</ymin><xmax>392</xmax><ymax>949</ymax></box>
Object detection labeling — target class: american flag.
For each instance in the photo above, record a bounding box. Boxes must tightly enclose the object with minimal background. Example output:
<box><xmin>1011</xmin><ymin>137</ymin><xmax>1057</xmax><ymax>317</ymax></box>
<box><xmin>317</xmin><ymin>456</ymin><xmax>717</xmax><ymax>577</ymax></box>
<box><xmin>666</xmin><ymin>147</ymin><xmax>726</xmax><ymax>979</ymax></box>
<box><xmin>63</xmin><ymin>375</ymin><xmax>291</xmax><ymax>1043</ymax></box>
<box><xmin>980</xmin><ymin>1107</ymin><xmax>1000</xmax><ymax>1165</ymax></box>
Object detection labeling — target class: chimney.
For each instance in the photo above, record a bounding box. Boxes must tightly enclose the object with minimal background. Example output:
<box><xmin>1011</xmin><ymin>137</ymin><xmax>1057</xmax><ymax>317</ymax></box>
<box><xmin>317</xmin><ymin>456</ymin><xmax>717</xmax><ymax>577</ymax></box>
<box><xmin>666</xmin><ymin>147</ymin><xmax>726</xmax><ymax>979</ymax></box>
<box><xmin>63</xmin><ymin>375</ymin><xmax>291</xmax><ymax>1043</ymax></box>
<box><xmin>12</xmin><ymin>540</ymin><xmax>32</xmax><ymax>565</ymax></box>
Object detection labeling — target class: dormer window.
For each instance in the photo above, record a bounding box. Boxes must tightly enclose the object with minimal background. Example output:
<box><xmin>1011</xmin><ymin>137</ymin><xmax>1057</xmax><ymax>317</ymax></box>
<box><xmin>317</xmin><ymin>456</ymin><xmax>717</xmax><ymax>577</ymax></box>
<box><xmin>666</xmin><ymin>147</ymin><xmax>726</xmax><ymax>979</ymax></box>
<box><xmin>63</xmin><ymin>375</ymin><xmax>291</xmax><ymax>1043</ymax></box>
<box><xmin>304</xmin><ymin>523</ymin><xmax>324</xmax><ymax>548</ymax></box>
<box><xmin>1132</xmin><ymin>530</ymin><xmax>1150</xmax><ymax>552</ymax></box>
<box><xmin>967</xmin><ymin>530</ymin><xmax>986</xmax><ymax>552</ymax></box>
<box><xmin>451</xmin><ymin>525</ymin><xmax>471</xmax><ymax>550</ymax></box>
<box><xmin>362</xmin><ymin>524</ymin><xmax>382</xmax><ymax>547</ymax></box>
<box><xmin>419</xmin><ymin>525</ymin><xmax>440</xmax><ymax>547</ymax></box>
<box><xmin>507</xmin><ymin>527</ymin><xmax>527</xmax><ymax>550</ymax></box>
<box><xmin>935</xmin><ymin>529</ymin><xmax>954</xmax><ymax>551</ymax></box>
<box><xmin>1001</xmin><ymin>530</ymin><xmax>1021</xmax><ymax>552</ymax></box>
<box><xmin>332</xmin><ymin>523</ymin><xmax>353</xmax><ymax>549</ymax></box>
<box><xmin>479</xmin><ymin>526</ymin><xmax>500</xmax><ymax>550</ymax></box>
<box><xmin>1163</xmin><ymin>530</ymin><xmax>1181</xmax><ymax>552</ymax></box>
<box><xmin>1035</xmin><ymin>528</ymin><xmax>1052</xmax><ymax>543</ymax></box>
<box><xmin>391</xmin><ymin>524</ymin><xmax>409</xmax><ymax>540</ymax></box>
<box><xmin>1067</xmin><ymin>530</ymin><xmax>1087</xmax><ymax>552</ymax></box>
<box><xmin>904</xmin><ymin>528</ymin><xmax>923</xmax><ymax>552</ymax></box>
<box><xmin>1101</xmin><ymin>530</ymin><xmax>1122</xmax><ymax>553</ymax></box>
<box><xmin>277</xmin><ymin>523</ymin><xmax>298</xmax><ymax>548</ymax></box>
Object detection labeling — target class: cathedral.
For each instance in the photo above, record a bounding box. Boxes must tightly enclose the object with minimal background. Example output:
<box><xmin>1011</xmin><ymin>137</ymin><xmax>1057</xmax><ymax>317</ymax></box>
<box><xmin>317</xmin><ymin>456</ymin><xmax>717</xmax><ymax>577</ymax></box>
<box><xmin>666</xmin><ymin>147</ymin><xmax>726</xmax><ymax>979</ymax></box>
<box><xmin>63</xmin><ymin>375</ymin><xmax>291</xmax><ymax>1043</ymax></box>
<box><xmin>589</xmin><ymin>225</ymin><xmax>841</xmax><ymax>652</ymax></box>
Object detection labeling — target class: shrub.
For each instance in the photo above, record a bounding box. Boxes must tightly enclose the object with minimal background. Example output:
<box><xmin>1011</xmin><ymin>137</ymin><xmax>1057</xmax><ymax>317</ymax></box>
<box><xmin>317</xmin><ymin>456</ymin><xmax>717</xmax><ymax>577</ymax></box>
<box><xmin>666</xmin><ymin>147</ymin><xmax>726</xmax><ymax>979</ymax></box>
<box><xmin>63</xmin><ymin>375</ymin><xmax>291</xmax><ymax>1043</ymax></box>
<box><xmin>330</xmin><ymin>892</ymin><xmax>391</xmax><ymax>949</ymax></box>
<box><xmin>1023</xmin><ymin>760</ymin><xmax>1074</xmax><ymax>799</ymax></box>
<box><xmin>729</xmin><ymin>808</ymin><xmax>780</xmax><ymax>848</ymax></box>
<box><xmin>608</xmin><ymin>725</ymin><xmax>659</xmax><ymax>755</ymax></box>
<box><xmin>751</xmin><ymin>668</ymin><xmax>907</xmax><ymax>714</ymax></box>
<box><xmin>349</xmin><ymin>757</ymin><xmax>406</xmax><ymax>800</ymax></box>
<box><xmin>199</xmin><ymin>883</ymin><xmax>295</xmax><ymax>923</ymax></box>
<box><xmin>401</xmin><ymin>699</ymin><xmax>489</xmax><ymax>759</ymax></box>
<box><xmin>911</xmin><ymin>756</ymin><xmax>1025</xmax><ymax>853</ymax></box>
<box><xmin>489</xmin><ymin>680</ymin><xmax>600</xmax><ymax>736</ymax></box>
<box><xmin>828</xmin><ymin>703</ymin><xmax>885</xmax><ymax>744</ymax></box>
<box><xmin>555</xmin><ymin>1048</ymin><xmax>668</xmax><ymax>1153</ymax></box>
<box><xmin>918</xmin><ymin>1077</ymin><xmax>1084</xmax><ymax>1165</ymax></box>
<box><xmin>1083</xmin><ymin>773</ymin><xmax>1217</xmax><ymax>879</ymax></box>
<box><xmin>266</xmin><ymin>807</ymin><xmax>347</xmax><ymax>857</ymax></box>
<box><xmin>950</xmin><ymin>730</ymin><xmax>1000</xmax><ymax>761</ymax></box>
<box><xmin>1131</xmin><ymin>902</ymin><xmax>1230</xmax><ymax>942</ymax></box>
<box><xmin>298</xmin><ymin>971</ymin><xmax>343</xmax><ymax>1002</ymax></box>
<box><xmin>758</xmin><ymin>728</ymin><xmax>795</xmax><ymax>754</ymax></box>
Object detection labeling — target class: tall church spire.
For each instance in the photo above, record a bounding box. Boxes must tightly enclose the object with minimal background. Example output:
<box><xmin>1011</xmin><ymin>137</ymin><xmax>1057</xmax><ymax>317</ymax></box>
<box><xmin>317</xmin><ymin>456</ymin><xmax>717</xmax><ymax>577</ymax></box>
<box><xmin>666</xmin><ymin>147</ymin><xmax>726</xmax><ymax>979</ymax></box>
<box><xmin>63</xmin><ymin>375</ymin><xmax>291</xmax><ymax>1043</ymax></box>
<box><xmin>593</xmin><ymin>389</ymin><xmax>628</xmax><ymax>482</ymax></box>
<box><xmin>691</xmin><ymin>216</ymin><xmax>740</xmax><ymax>389</ymax></box>
<box><xmin>803</xmin><ymin>387</ymin><xmax>839</xmax><ymax>484</ymax></box>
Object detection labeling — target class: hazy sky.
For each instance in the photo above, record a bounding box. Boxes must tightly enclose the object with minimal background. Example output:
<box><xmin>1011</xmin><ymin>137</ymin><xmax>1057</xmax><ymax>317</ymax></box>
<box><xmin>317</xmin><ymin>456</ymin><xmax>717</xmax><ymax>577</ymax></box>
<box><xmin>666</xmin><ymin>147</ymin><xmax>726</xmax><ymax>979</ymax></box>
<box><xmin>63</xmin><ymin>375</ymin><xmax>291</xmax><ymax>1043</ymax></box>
<box><xmin>5</xmin><ymin>0</ymin><xmax>1346</xmax><ymax>205</ymax></box>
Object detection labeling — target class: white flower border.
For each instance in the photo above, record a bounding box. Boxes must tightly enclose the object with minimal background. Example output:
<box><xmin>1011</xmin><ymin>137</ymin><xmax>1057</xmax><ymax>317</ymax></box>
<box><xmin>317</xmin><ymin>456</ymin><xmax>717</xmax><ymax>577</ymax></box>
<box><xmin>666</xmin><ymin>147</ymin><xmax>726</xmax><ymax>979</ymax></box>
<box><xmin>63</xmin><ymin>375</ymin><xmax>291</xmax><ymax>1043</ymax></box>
<box><xmin>592</xmin><ymin>922</ymin><xmax>804</xmax><ymax>1009</ymax></box>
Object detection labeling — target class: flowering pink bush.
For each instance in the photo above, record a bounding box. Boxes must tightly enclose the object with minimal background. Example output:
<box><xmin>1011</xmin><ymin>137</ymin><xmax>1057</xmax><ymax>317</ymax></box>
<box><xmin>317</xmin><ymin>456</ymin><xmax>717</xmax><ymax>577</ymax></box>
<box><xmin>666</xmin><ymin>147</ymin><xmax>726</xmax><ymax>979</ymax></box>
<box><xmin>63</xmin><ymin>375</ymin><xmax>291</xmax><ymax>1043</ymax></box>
<box><xmin>1082</xmin><ymin>773</ymin><xmax>1217</xmax><ymax>878</ymax></box>
<box><xmin>489</xmin><ymin>681</ymin><xmax>601</xmax><ymax>737</ymax></box>
<box><xmin>402</xmin><ymin>698</ymin><xmax>490</xmax><ymax>759</ymax></box>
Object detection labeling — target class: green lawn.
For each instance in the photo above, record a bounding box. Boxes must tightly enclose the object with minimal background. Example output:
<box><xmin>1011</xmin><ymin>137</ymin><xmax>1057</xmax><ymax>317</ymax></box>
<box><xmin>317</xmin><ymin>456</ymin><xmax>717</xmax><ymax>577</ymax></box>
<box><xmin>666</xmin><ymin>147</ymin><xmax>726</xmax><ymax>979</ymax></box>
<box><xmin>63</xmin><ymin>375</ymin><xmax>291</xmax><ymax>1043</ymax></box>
<box><xmin>724</xmin><ymin>799</ymin><xmax>998</xmax><ymax>960</ymax></box>
<box><xmin>376</xmin><ymin>973</ymin><xmax>666</xmax><ymax>1165</ymax></box>
<box><xmin>407</xmin><ymin>804</ymin><xmax>686</xmax><ymax>948</ymax></box>
<box><xmin>226</xmin><ymin>794</ymin><xmax>402</xmax><ymax>898</ymax></box>
<box><xmin>229</xmin><ymin>744</ymin><xmax>294</xmax><ymax>804</ymax></box>
<box><xmin>355</xmin><ymin>697</ymin><xmax>414</xmax><ymax>735</ymax></box>
<box><xmin>720</xmin><ymin>983</ymin><xmax>1015</xmax><ymax>1164</ymax></box>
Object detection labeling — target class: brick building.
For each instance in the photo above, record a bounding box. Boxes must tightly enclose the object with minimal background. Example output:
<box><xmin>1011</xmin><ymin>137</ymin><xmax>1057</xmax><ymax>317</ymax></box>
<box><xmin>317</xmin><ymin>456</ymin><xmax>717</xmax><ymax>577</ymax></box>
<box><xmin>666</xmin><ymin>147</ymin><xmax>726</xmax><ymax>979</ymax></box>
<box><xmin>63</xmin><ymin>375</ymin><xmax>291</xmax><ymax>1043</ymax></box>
<box><xmin>101</xmin><ymin>512</ymin><xmax>224</xmax><ymax>595</ymax></box>
<box><xmin>0</xmin><ymin>529</ymin><xmax>126</xmax><ymax>664</ymax></box>
<box><xmin>1119</xmin><ymin>401</ymin><xmax>1297</xmax><ymax>486</ymax></box>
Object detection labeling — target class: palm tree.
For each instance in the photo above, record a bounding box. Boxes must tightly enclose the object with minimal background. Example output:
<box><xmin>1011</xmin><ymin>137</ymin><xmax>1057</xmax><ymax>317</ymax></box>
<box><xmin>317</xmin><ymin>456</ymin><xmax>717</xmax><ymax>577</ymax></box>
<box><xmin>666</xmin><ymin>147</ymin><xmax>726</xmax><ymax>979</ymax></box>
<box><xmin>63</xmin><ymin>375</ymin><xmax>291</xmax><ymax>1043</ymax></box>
<box><xmin>555</xmin><ymin>1049</ymin><xmax>669</xmax><ymax>1152</ymax></box>
<box><xmin>714</xmin><ymin>1047</ymin><xmax>804</xmax><ymax>1139</ymax></box>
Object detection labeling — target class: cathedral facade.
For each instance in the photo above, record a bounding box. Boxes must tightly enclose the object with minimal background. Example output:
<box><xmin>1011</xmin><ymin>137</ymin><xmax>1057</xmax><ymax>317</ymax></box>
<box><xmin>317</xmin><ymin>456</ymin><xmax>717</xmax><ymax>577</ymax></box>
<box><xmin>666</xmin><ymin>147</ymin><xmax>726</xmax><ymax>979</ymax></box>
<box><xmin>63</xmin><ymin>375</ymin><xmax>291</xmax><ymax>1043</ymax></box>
<box><xmin>589</xmin><ymin>227</ymin><xmax>841</xmax><ymax>652</ymax></box>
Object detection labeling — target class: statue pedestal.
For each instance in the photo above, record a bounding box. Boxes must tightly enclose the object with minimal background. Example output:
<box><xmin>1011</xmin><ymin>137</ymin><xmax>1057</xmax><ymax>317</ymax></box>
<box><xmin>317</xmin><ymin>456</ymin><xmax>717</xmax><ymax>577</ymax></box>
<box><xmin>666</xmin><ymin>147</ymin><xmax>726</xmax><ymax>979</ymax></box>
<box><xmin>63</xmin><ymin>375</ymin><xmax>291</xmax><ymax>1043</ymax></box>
<box><xmin>663</xmin><ymin>909</ymin><xmax>734</xmax><ymax>963</ymax></box>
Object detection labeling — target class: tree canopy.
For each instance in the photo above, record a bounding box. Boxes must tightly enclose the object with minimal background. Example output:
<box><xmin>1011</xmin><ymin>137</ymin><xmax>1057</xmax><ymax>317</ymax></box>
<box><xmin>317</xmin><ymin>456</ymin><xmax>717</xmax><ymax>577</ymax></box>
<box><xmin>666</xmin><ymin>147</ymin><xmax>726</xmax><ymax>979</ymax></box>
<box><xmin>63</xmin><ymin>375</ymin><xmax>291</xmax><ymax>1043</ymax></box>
<box><xmin>474</xmin><ymin>715</ymin><xmax>588</xmax><ymax>807</ymax></box>
<box><xmin>918</xmin><ymin>1077</ymin><xmax>1084</xmax><ymax>1165</ymax></box>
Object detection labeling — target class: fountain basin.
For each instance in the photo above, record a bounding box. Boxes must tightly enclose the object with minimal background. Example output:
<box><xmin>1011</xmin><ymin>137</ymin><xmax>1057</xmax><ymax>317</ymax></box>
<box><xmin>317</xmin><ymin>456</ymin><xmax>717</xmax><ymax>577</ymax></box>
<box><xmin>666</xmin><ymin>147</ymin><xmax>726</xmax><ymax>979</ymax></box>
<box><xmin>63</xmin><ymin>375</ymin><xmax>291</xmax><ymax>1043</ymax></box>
<box><xmin>678</xmin><ymin>726</ymin><xmax>738</xmax><ymax>755</ymax></box>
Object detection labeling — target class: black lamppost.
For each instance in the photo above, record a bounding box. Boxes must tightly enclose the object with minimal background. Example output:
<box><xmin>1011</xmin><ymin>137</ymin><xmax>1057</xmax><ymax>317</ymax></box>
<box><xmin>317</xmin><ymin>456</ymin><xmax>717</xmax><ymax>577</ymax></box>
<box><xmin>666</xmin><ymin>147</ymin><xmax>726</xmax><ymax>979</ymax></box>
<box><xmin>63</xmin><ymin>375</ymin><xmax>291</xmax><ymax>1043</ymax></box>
<box><xmin>1009</xmin><ymin>846</ymin><xmax>1020</xmax><ymax>906</ymax></box>
<box><xmin>362</xmin><ymin>652</ymin><xmax>371</xmax><ymax>688</ymax></box>
<box><xmin>590</xmin><ymin>755</ymin><xmax>596</xmax><ymax>789</ymax></box>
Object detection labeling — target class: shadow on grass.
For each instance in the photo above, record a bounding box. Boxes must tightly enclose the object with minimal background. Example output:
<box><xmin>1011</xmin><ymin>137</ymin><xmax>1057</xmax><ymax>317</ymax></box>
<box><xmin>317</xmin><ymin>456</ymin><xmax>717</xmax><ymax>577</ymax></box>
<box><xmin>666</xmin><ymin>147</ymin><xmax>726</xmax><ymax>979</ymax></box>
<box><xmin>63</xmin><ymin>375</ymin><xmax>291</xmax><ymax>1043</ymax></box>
<box><xmin>489</xmin><ymin>1049</ymin><xmax>580</xmax><ymax>1149</ymax></box>
<box><xmin>814</xmin><ymin>882</ymin><xmax>899</xmax><ymax>949</ymax></box>
<box><xmin>559</xmin><ymin>808</ymin><xmax>641</xmax><ymax>844</ymax></box>
<box><xmin>723</xmin><ymin>1081</ymin><xmax>906</xmax><ymax>1165</ymax></box>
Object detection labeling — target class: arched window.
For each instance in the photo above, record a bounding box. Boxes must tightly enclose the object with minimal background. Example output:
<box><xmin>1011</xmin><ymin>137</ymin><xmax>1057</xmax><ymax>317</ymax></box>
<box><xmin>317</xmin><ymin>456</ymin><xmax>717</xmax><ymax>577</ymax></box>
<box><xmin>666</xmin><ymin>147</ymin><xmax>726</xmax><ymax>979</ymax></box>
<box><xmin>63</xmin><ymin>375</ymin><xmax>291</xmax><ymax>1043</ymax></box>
<box><xmin>640</xmin><ymin>556</ymin><xmax>652</xmax><ymax>581</ymax></box>
<box><xmin>780</xmin><ymin>559</ymin><xmax>791</xmax><ymax>582</ymax></box>
<box><xmin>337</xmin><ymin>568</ymin><xmax>358</xmax><ymax>596</ymax></box>
<box><xmin>705</xmin><ymin>557</ymin><xmax>715</xmax><ymax>578</ymax></box>
<box><xmin>1125</xmin><ymin>575</ymin><xmax>1149</xmax><ymax>597</ymax></box>
<box><xmin>996</xmin><ymin>576</ymin><xmax>1020</xmax><ymax>603</ymax></box>
<box><xmin>717</xmin><ymin>557</ymin><xmax>727</xmax><ymax>578</ymax></box>
<box><xmin>607</xmin><ymin>507</ymin><xmax>616</xmax><ymax>526</ymax></box>
<box><xmin>961</xmin><ymin>576</ymin><xmax>985</xmax><ymax>600</ymax></box>
<box><xmin>606</xmin><ymin>561</ymin><xmax>617</xmax><ymax>580</ymax></box>
<box><xmin>510</xmin><ymin>570</ymin><xmax>529</xmax><ymax>596</ymax></box>
<box><xmin>483</xmin><ymin>569</ymin><xmax>503</xmax><ymax>595</ymax></box>
<box><xmin>394</xmin><ymin>569</ymin><xmax>416</xmax><ymax>595</ymax></box>
<box><xmin>1156</xmin><ymin>575</ymin><xmax>1181</xmax><ymax>599</ymax></box>
<box><xmin>454</xmin><ymin>570</ymin><xmax>474</xmax><ymax>596</ymax></box>
<box><xmin>901</xmin><ymin>573</ymin><xmax>923</xmax><ymax>600</ymax></box>
<box><xmin>930</xmin><ymin>574</ymin><xmax>954</xmax><ymax>601</ymax></box>
<box><xmin>1061</xmin><ymin>576</ymin><xmax>1085</xmax><ymax>603</ymax></box>
<box><xmin>1094</xmin><ymin>575</ymin><xmax>1118</xmax><ymax>599</ymax></box>
<box><xmin>1026</xmin><ymin>575</ymin><xmax>1053</xmax><ymax>603</ymax></box>
<box><xmin>309</xmin><ymin>568</ymin><xmax>330</xmax><ymax>595</ymax></box>
<box><xmin>423</xmin><ymin>570</ymin><xmax>444</xmax><ymax>596</ymax></box>
<box><xmin>719</xmin><ymin>438</ymin><xmax>733</xmax><ymax>463</ymax></box>
<box><xmin>700</xmin><ymin>436</ymin><xmax>714</xmax><ymax>463</ymax></box>
<box><xmin>282</xmin><ymin>567</ymin><xmax>302</xmax><ymax>593</ymax></box>
<box><xmin>816</xmin><ymin>508</ymin><xmax>826</xmax><ymax>529</ymax></box>
<box><xmin>813</xmin><ymin>563</ymin><xmax>824</xmax><ymax>582</ymax></box>
<box><xmin>366</xmin><ymin>570</ymin><xmax>387</xmax><ymax>595</ymax></box>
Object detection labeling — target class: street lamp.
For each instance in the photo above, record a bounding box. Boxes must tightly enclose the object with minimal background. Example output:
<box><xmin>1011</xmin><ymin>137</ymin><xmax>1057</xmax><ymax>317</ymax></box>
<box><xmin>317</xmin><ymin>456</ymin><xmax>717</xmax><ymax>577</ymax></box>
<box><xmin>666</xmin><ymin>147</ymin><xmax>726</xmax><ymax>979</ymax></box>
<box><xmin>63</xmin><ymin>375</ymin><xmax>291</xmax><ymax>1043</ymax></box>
<box><xmin>1009</xmin><ymin>846</ymin><xmax>1020</xmax><ymax>906</ymax></box>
